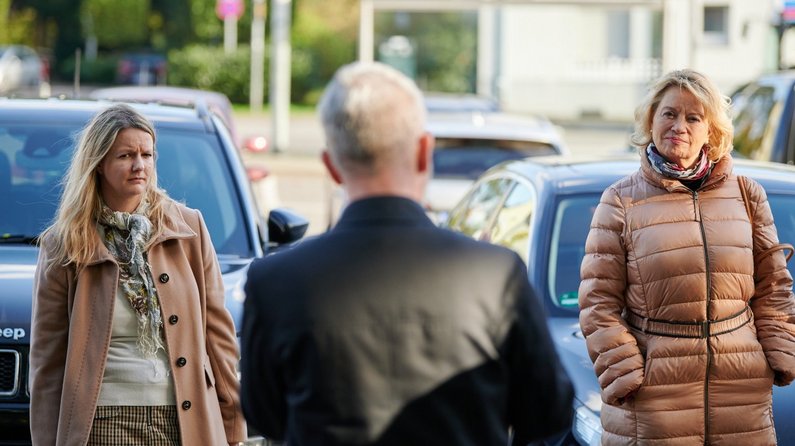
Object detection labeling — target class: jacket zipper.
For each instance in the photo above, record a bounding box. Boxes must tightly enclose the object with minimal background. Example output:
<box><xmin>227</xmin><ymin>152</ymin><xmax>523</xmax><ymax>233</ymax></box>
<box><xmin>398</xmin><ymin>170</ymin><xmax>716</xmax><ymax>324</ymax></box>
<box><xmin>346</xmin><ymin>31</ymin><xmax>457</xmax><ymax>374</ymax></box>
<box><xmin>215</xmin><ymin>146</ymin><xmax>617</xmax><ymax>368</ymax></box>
<box><xmin>694</xmin><ymin>191</ymin><xmax>713</xmax><ymax>445</ymax></box>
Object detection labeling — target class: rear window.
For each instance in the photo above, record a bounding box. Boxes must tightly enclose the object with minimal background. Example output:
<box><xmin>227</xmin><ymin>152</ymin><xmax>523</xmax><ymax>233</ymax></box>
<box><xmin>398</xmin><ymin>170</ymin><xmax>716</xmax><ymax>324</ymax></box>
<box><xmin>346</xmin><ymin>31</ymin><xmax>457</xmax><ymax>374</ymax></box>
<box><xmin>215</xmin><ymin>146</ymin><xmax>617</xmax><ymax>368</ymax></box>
<box><xmin>433</xmin><ymin>138</ymin><xmax>558</xmax><ymax>179</ymax></box>
<box><xmin>0</xmin><ymin>123</ymin><xmax>252</xmax><ymax>257</ymax></box>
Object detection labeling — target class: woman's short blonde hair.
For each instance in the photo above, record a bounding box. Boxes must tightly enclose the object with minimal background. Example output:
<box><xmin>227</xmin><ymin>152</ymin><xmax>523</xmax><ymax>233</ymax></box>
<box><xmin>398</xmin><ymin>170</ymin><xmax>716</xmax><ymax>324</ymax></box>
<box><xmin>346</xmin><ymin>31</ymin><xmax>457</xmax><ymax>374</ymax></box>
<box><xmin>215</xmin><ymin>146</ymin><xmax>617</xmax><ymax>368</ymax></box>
<box><xmin>630</xmin><ymin>68</ymin><xmax>733</xmax><ymax>161</ymax></box>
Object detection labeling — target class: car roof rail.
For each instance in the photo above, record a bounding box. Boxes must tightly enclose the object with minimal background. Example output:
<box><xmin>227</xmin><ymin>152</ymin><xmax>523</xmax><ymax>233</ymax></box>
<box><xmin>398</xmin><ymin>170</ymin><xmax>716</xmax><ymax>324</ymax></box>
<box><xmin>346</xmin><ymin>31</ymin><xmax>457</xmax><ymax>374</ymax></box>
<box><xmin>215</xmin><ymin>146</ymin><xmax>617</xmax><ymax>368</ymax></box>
<box><xmin>193</xmin><ymin>99</ymin><xmax>214</xmax><ymax>133</ymax></box>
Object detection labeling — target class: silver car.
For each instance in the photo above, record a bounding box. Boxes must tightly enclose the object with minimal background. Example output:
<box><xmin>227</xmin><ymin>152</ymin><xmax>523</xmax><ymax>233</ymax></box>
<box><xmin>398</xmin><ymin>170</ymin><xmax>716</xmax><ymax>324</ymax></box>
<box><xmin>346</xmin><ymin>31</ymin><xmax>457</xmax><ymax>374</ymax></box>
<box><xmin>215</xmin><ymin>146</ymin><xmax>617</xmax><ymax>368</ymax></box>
<box><xmin>325</xmin><ymin>111</ymin><xmax>568</xmax><ymax>227</ymax></box>
<box><xmin>425</xmin><ymin>111</ymin><xmax>568</xmax><ymax>223</ymax></box>
<box><xmin>0</xmin><ymin>45</ymin><xmax>45</xmax><ymax>94</ymax></box>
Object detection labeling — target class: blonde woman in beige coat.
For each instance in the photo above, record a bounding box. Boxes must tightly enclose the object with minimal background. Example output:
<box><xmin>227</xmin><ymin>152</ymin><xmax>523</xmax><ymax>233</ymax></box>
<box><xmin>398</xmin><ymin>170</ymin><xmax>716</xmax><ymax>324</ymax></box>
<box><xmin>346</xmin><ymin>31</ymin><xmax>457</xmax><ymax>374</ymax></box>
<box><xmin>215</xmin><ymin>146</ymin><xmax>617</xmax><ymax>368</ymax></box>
<box><xmin>579</xmin><ymin>69</ymin><xmax>795</xmax><ymax>445</ymax></box>
<box><xmin>30</xmin><ymin>104</ymin><xmax>246</xmax><ymax>445</ymax></box>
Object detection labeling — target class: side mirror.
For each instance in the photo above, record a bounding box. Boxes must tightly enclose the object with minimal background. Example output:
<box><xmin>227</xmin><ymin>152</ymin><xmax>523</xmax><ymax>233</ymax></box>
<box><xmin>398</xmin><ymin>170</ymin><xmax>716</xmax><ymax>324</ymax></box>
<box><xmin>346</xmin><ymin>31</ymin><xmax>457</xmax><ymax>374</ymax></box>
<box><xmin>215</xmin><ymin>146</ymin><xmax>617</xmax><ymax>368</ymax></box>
<box><xmin>243</xmin><ymin>135</ymin><xmax>269</xmax><ymax>153</ymax></box>
<box><xmin>267</xmin><ymin>208</ymin><xmax>309</xmax><ymax>247</ymax></box>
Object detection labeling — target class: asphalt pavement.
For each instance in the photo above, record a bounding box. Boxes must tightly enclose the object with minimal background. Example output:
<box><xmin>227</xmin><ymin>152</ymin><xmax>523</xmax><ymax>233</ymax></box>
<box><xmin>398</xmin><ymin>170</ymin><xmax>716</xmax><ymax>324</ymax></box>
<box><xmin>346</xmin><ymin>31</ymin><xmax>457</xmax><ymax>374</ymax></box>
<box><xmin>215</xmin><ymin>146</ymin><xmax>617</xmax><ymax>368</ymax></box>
<box><xmin>234</xmin><ymin>110</ymin><xmax>634</xmax><ymax>236</ymax></box>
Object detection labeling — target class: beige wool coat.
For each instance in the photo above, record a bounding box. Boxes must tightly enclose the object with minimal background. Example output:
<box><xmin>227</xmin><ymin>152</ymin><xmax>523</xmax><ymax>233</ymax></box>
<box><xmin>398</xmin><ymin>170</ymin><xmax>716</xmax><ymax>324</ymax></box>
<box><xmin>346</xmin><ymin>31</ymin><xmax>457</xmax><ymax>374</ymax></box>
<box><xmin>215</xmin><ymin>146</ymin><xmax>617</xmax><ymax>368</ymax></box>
<box><xmin>30</xmin><ymin>201</ymin><xmax>246</xmax><ymax>446</ymax></box>
<box><xmin>579</xmin><ymin>154</ymin><xmax>795</xmax><ymax>445</ymax></box>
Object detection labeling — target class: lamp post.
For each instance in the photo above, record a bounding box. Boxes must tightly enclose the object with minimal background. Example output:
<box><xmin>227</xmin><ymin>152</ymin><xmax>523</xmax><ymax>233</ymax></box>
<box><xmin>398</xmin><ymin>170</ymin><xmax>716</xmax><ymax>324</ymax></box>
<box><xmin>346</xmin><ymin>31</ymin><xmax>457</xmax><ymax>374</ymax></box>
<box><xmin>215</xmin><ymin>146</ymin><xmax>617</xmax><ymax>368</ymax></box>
<box><xmin>270</xmin><ymin>0</ymin><xmax>292</xmax><ymax>152</ymax></box>
<box><xmin>250</xmin><ymin>0</ymin><xmax>266</xmax><ymax>112</ymax></box>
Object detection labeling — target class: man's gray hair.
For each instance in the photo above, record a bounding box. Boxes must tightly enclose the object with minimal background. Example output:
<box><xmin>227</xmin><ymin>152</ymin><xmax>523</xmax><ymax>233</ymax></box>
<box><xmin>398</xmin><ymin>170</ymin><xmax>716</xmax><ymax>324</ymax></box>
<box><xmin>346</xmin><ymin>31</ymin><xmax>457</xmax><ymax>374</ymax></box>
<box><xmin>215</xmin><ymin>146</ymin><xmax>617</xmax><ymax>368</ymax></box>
<box><xmin>318</xmin><ymin>62</ymin><xmax>426</xmax><ymax>172</ymax></box>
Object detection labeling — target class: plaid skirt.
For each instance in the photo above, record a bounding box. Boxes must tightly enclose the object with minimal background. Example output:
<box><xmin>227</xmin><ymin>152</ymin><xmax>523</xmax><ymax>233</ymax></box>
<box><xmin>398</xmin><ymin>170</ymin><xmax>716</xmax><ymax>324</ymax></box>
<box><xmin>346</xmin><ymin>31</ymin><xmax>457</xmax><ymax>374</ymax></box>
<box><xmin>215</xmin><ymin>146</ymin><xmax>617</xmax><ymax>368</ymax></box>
<box><xmin>87</xmin><ymin>406</ymin><xmax>180</xmax><ymax>445</ymax></box>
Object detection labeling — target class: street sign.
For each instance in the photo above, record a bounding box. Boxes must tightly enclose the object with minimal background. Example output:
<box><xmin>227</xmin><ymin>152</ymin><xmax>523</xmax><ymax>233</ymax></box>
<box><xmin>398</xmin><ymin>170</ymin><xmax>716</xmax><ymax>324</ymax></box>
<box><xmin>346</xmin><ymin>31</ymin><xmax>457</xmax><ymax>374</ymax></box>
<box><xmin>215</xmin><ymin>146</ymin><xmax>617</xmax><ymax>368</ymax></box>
<box><xmin>216</xmin><ymin>0</ymin><xmax>244</xmax><ymax>20</ymax></box>
<box><xmin>784</xmin><ymin>0</ymin><xmax>795</xmax><ymax>24</ymax></box>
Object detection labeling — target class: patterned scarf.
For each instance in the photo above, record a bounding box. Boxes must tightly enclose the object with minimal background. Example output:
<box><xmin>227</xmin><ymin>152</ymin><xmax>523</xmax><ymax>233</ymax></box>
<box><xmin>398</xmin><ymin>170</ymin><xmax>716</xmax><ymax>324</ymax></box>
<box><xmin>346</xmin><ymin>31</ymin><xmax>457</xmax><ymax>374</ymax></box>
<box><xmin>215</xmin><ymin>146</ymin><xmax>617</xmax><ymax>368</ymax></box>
<box><xmin>97</xmin><ymin>200</ymin><xmax>165</xmax><ymax>358</ymax></box>
<box><xmin>646</xmin><ymin>143</ymin><xmax>713</xmax><ymax>181</ymax></box>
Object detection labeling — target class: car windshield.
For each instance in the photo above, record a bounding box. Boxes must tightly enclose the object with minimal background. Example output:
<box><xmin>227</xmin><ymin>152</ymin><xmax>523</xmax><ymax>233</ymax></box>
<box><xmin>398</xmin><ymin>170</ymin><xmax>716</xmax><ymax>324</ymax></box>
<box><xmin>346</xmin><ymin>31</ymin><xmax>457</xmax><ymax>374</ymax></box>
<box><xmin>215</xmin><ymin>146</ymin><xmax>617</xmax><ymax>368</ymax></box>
<box><xmin>433</xmin><ymin>138</ymin><xmax>558</xmax><ymax>179</ymax></box>
<box><xmin>0</xmin><ymin>124</ymin><xmax>252</xmax><ymax>257</ymax></box>
<box><xmin>547</xmin><ymin>193</ymin><xmax>795</xmax><ymax>314</ymax></box>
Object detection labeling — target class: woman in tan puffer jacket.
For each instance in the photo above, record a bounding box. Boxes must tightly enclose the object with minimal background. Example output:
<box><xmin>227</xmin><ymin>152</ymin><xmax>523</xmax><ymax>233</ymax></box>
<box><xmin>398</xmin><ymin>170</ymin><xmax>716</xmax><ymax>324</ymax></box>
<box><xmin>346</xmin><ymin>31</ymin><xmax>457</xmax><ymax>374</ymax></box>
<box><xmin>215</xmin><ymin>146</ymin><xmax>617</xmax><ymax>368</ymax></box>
<box><xmin>579</xmin><ymin>69</ymin><xmax>795</xmax><ymax>445</ymax></box>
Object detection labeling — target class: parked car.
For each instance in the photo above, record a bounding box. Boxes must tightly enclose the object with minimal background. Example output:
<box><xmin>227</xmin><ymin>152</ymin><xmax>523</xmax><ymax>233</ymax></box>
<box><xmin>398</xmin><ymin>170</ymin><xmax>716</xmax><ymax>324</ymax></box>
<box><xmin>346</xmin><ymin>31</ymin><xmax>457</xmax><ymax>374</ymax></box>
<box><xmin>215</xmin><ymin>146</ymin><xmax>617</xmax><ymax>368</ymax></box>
<box><xmin>88</xmin><ymin>86</ymin><xmax>271</xmax><ymax>185</ymax></box>
<box><xmin>444</xmin><ymin>155</ymin><xmax>795</xmax><ymax>445</ymax></box>
<box><xmin>731</xmin><ymin>70</ymin><xmax>795</xmax><ymax>164</ymax></box>
<box><xmin>116</xmin><ymin>52</ymin><xmax>167</xmax><ymax>85</ymax></box>
<box><xmin>425</xmin><ymin>112</ymin><xmax>568</xmax><ymax>222</ymax></box>
<box><xmin>0</xmin><ymin>98</ymin><xmax>307</xmax><ymax>444</ymax></box>
<box><xmin>90</xmin><ymin>86</ymin><xmax>239</xmax><ymax>144</ymax></box>
<box><xmin>0</xmin><ymin>45</ymin><xmax>47</xmax><ymax>94</ymax></box>
<box><xmin>325</xmin><ymin>111</ymin><xmax>568</xmax><ymax>227</ymax></box>
<box><xmin>423</xmin><ymin>92</ymin><xmax>500</xmax><ymax>114</ymax></box>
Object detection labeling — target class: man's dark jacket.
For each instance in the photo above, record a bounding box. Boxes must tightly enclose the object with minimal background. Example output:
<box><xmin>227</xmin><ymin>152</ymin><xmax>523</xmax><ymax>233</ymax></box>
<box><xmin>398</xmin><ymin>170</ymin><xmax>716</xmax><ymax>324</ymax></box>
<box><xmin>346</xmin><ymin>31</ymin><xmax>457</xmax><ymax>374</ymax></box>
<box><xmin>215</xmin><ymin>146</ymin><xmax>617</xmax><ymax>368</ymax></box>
<box><xmin>241</xmin><ymin>196</ymin><xmax>574</xmax><ymax>445</ymax></box>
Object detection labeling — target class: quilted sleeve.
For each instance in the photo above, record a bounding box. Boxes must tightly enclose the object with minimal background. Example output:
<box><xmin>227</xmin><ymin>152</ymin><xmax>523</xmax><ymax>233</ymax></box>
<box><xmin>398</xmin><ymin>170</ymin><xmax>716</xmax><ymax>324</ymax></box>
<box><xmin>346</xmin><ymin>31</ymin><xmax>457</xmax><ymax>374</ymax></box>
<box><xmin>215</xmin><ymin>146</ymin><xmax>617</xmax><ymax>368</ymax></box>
<box><xmin>578</xmin><ymin>186</ymin><xmax>644</xmax><ymax>404</ymax></box>
<box><xmin>745</xmin><ymin>178</ymin><xmax>795</xmax><ymax>387</ymax></box>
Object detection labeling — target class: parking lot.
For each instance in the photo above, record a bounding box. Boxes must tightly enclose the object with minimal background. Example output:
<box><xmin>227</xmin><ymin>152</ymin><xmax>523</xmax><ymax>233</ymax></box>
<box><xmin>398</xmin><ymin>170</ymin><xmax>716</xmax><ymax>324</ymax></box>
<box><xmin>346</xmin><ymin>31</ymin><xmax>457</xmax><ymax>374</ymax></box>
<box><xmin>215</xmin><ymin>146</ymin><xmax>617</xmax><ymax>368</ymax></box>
<box><xmin>235</xmin><ymin>111</ymin><xmax>633</xmax><ymax>236</ymax></box>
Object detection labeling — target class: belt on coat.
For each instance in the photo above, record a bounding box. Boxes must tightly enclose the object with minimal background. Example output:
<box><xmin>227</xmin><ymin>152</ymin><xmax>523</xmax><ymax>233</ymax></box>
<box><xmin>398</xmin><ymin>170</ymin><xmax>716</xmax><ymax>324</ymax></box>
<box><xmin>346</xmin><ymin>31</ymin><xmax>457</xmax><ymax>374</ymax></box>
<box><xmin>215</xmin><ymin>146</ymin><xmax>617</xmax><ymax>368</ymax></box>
<box><xmin>624</xmin><ymin>305</ymin><xmax>753</xmax><ymax>338</ymax></box>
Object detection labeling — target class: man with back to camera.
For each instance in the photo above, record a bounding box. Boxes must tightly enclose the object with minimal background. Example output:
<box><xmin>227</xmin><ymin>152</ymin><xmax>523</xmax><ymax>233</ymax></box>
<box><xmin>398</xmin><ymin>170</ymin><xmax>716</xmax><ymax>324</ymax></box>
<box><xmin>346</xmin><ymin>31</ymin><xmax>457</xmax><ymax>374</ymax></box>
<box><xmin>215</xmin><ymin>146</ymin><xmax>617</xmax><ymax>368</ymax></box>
<box><xmin>239</xmin><ymin>61</ymin><xmax>574</xmax><ymax>446</ymax></box>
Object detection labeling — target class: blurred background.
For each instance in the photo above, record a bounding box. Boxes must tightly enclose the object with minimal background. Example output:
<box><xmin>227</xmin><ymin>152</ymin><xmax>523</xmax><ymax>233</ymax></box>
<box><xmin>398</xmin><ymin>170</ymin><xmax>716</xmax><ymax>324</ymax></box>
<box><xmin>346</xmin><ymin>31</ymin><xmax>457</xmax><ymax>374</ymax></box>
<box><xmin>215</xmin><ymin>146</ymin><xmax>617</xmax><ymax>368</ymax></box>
<box><xmin>3</xmin><ymin>0</ymin><xmax>795</xmax><ymax>234</ymax></box>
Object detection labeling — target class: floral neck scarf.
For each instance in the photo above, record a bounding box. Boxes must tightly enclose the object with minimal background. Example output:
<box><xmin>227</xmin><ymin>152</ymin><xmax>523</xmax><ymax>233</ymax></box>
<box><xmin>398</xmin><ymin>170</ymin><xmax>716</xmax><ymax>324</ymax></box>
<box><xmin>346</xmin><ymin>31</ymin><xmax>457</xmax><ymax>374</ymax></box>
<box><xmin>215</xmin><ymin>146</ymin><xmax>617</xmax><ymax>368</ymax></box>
<box><xmin>98</xmin><ymin>199</ymin><xmax>165</xmax><ymax>358</ymax></box>
<box><xmin>646</xmin><ymin>143</ymin><xmax>714</xmax><ymax>181</ymax></box>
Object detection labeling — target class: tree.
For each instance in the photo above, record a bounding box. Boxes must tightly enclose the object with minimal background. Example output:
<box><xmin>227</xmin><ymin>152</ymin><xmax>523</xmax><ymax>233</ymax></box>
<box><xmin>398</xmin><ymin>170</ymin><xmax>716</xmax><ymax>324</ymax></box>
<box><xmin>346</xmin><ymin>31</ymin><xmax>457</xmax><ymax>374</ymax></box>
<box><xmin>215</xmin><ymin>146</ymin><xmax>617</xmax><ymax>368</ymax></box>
<box><xmin>14</xmin><ymin>0</ymin><xmax>82</xmax><ymax>72</ymax></box>
<box><xmin>291</xmin><ymin>0</ymin><xmax>358</xmax><ymax>103</ymax></box>
<box><xmin>376</xmin><ymin>11</ymin><xmax>478</xmax><ymax>93</ymax></box>
<box><xmin>0</xmin><ymin>0</ymin><xmax>38</xmax><ymax>44</ymax></box>
<box><xmin>81</xmin><ymin>0</ymin><xmax>149</xmax><ymax>49</ymax></box>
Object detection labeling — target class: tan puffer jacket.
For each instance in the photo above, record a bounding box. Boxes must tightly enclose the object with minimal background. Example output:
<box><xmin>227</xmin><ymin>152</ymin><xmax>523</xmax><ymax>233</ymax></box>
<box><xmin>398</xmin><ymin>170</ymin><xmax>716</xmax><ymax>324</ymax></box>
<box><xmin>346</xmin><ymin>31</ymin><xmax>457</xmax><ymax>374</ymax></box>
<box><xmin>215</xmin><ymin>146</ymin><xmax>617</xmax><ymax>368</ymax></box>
<box><xmin>579</xmin><ymin>154</ymin><xmax>795</xmax><ymax>445</ymax></box>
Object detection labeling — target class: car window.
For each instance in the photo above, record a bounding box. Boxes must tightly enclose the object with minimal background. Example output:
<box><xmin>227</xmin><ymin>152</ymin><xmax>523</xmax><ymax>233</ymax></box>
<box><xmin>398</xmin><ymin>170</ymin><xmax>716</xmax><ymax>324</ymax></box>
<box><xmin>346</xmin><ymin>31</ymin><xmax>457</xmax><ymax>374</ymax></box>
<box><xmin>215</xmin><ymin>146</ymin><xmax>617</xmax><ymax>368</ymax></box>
<box><xmin>0</xmin><ymin>123</ymin><xmax>251</xmax><ymax>257</ymax></box>
<box><xmin>733</xmin><ymin>85</ymin><xmax>779</xmax><ymax>160</ymax></box>
<box><xmin>545</xmin><ymin>192</ymin><xmax>795</xmax><ymax>313</ymax></box>
<box><xmin>548</xmin><ymin>195</ymin><xmax>600</xmax><ymax>311</ymax></box>
<box><xmin>769</xmin><ymin>195</ymin><xmax>795</xmax><ymax>280</ymax></box>
<box><xmin>489</xmin><ymin>182</ymin><xmax>535</xmax><ymax>263</ymax></box>
<box><xmin>433</xmin><ymin>138</ymin><xmax>557</xmax><ymax>179</ymax></box>
<box><xmin>446</xmin><ymin>178</ymin><xmax>512</xmax><ymax>240</ymax></box>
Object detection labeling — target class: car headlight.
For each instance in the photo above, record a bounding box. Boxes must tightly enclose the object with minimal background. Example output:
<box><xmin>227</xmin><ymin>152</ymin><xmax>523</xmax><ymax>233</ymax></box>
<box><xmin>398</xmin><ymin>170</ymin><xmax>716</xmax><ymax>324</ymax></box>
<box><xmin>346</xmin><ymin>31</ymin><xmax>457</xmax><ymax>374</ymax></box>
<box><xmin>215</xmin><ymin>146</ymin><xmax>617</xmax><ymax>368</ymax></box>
<box><xmin>572</xmin><ymin>404</ymin><xmax>602</xmax><ymax>446</ymax></box>
<box><xmin>232</xmin><ymin>279</ymin><xmax>246</xmax><ymax>303</ymax></box>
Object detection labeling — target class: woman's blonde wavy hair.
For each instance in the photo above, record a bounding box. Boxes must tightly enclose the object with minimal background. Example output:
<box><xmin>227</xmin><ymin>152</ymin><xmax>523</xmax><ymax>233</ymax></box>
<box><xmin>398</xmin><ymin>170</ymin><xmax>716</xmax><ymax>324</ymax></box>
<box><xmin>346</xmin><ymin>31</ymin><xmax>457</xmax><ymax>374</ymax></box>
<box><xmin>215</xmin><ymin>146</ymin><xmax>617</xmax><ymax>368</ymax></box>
<box><xmin>42</xmin><ymin>103</ymin><xmax>173</xmax><ymax>269</ymax></box>
<box><xmin>630</xmin><ymin>68</ymin><xmax>734</xmax><ymax>162</ymax></box>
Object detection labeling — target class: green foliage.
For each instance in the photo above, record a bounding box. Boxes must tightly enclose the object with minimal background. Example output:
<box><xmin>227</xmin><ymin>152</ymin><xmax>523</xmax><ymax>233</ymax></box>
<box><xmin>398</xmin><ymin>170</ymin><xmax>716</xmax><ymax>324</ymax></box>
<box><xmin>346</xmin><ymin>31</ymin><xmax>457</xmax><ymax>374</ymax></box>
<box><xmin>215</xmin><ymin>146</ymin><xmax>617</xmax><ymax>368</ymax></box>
<box><xmin>150</xmin><ymin>0</ymin><xmax>193</xmax><ymax>51</ymax></box>
<box><xmin>167</xmin><ymin>44</ymin><xmax>255</xmax><ymax>104</ymax></box>
<box><xmin>187</xmin><ymin>0</ymin><xmax>253</xmax><ymax>46</ymax></box>
<box><xmin>290</xmin><ymin>0</ymin><xmax>357</xmax><ymax>104</ymax></box>
<box><xmin>81</xmin><ymin>0</ymin><xmax>149</xmax><ymax>49</ymax></box>
<box><xmin>58</xmin><ymin>53</ymin><xmax>118</xmax><ymax>84</ymax></box>
<box><xmin>0</xmin><ymin>1</ymin><xmax>38</xmax><ymax>44</ymax></box>
<box><xmin>375</xmin><ymin>11</ymin><xmax>478</xmax><ymax>93</ymax></box>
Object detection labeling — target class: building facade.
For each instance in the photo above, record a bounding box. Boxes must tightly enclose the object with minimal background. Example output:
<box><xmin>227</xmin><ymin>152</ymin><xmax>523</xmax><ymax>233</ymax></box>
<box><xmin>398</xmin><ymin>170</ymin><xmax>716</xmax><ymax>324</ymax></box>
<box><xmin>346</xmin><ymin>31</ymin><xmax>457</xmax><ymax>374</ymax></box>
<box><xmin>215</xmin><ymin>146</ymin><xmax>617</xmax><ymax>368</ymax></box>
<box><xmin>362</xmin><ymin>0</ymin><xmax>781</xmax><ymax>121</ymax></box>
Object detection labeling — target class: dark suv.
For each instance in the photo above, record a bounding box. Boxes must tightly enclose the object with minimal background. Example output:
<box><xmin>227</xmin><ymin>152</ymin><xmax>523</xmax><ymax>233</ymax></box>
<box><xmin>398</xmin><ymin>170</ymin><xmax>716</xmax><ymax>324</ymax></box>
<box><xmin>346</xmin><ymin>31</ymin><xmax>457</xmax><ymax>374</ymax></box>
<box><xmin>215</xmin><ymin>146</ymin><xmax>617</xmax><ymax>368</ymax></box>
<box><xmin>0</xmin><ymin>98</ymin><xmax>306</xmax><ymax>444</ymax></box>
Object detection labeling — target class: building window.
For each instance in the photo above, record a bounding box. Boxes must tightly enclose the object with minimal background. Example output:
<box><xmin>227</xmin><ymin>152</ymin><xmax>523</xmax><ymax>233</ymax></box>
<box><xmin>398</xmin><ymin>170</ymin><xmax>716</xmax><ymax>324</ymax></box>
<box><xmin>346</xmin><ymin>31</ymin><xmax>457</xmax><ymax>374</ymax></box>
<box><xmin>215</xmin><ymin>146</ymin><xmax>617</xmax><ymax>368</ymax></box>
<box><xmin>703</xmin><ymin>5</ymin><xmax>729</xmax><ymax>45</ymax></box>
<box><xmin>607</xmin><ymin>10</ymin><xmax>630</xmax><ymax>58</ymax></box>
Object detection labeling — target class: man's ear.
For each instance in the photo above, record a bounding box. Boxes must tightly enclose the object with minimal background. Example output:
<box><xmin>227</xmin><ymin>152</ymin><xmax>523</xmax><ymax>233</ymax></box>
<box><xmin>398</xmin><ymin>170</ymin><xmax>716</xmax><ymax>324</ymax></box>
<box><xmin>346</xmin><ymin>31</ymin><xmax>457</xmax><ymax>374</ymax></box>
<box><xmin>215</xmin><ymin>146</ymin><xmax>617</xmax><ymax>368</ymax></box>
<box><xmin>416</xmin><ymin>132</ymin><xmax>435</xmax><ymax>174</ymax></box>
<box><xmin>321</xmin><ymin>150</ymin><xmax>343</xmax><ymax>185</ymax></box>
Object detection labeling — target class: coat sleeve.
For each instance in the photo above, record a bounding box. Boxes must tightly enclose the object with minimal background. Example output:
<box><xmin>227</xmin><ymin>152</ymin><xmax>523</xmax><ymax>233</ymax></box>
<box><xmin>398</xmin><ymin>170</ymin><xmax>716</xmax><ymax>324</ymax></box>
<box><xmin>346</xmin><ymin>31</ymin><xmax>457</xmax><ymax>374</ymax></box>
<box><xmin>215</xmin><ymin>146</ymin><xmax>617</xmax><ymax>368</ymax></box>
<box><xmin>504</xmin><ymin>255</ymin><xmax>574</xmax><ymax>444</ymax></box>
<box><xmin>240</xmin><ymin>258</ymin><xmax>287</xmax><ymax>441</ymax></box>
<box><xmin>197</xmin><ymin>211</ymin><xmax>248</xmax><ymax>442</ymax></box>
<box><xmin>29</xmin><ymin>238</ymin><xmax>70</xmax><ymax>445</ymax></box>
<box><xmin>744</xmin><ymin>179</ymin><xmax>795</xmax><ymax>387</ymax></box>
<box><xmin>578</xmin><ymin>186</ymin><xmax>644</xmax><ymax>405</ymax></box>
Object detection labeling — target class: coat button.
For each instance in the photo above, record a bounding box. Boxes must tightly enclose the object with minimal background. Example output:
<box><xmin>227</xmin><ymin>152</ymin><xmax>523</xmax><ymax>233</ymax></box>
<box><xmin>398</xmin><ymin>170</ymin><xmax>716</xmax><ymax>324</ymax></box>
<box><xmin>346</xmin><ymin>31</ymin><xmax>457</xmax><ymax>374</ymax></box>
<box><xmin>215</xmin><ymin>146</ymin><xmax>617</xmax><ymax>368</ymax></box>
<box><xmin>159</xmin><ymin>273</ymin><xmax>169</xmax><ymax>283</ymax></box>
<box><xmin>168</xmin><ymin>315</ymin><xmax>179</xmax><ymax>325</ymax></box>
<box><xmin>176</xmin><ymin>357</ymin><xmax>187</xmax><ymax>367</ymax></box>
<box><xmin>181</xmin><ymin>400</ymin><xmax>191</xmax><ymax>410</ymax></box>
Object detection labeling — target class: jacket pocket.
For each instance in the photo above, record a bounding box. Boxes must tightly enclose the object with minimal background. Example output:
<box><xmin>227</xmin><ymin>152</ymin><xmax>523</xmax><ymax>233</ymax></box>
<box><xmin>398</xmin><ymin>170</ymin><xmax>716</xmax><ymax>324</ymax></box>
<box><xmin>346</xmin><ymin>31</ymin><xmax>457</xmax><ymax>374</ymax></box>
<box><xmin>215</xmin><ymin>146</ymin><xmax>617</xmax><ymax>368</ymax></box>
<box><xmin>204</xmin><ymin>360</ymin><xmax>216</xmax><ymax>389</ymax></box>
